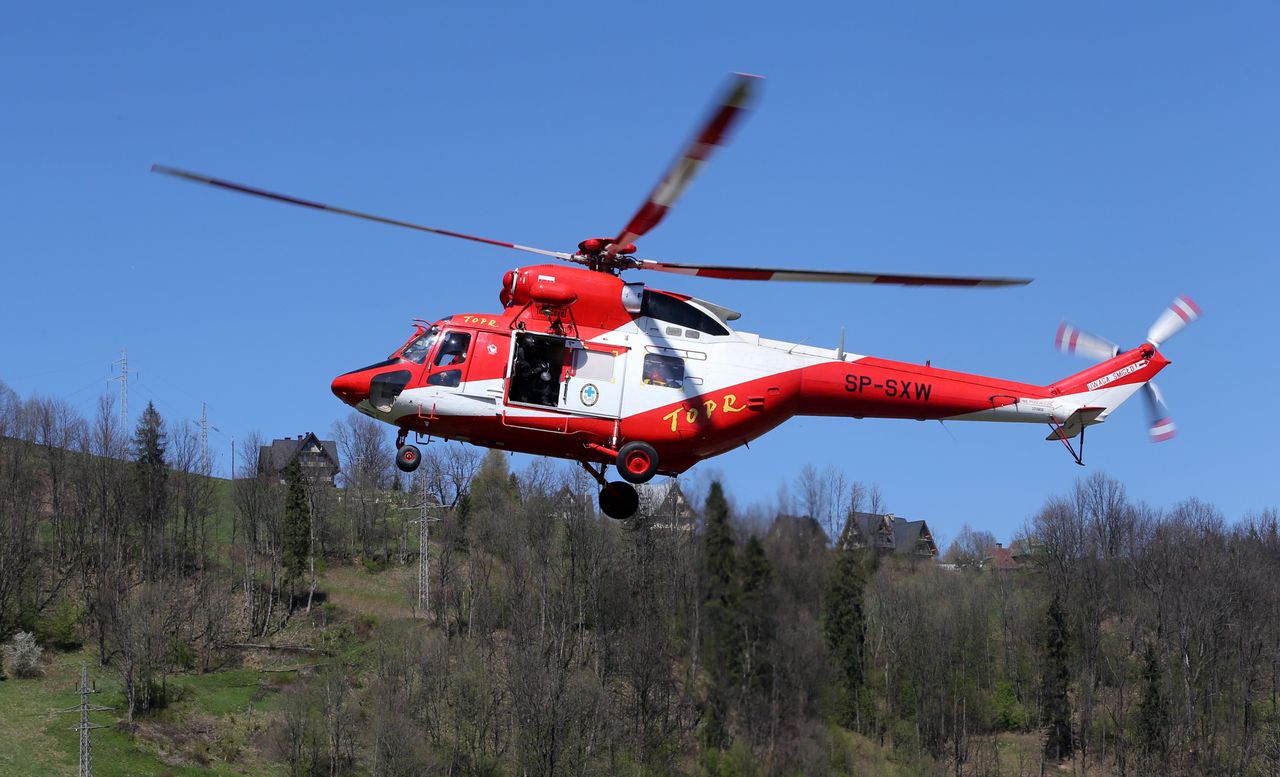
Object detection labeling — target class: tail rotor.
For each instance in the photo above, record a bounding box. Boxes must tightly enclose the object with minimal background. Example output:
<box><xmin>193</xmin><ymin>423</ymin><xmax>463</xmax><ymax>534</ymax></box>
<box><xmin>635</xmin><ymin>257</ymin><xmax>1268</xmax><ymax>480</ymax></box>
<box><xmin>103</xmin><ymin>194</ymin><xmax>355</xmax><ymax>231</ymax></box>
<box><xmin>1057</xmin><ymin>296</ymin><xmax>1201</xmax><ymax>443</ymax></box>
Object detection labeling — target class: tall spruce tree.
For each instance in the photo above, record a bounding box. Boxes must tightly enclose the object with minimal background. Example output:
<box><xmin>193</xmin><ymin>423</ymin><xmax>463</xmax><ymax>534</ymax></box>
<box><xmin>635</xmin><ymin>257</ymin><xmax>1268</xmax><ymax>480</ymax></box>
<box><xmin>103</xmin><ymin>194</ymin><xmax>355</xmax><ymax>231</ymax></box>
<box><xmin>281</xmin><ymin>457</ymin><xmax>310</xmax><ymax>600</ymax></box>
<box><xmin>1041</xmin><ymin>592</ymin><xmax>1074</xmax><ymax>761</ymax></box>
<box><xmin>132</xmin><ymin>401</ymin><xmax>168</xmax><ymax>577</ymax></box>
<box><xmin>739</xmin><ymin>534</ymin><xmax>775</xmax><ymax>698</ymax></box>
<box><xmin>701</xmin><ymin>481</ymin><xmax>740</xmax><ymax>749</ymax></box>
<box><xmin>1136</xmin><ymin>642</ymin><xmax>1168</xmax><ymax>766</ymax></box>
<box><xmin>824</xmin><ymin>542</ymin><xmax>867</xmax><ymax>728</ymax></box>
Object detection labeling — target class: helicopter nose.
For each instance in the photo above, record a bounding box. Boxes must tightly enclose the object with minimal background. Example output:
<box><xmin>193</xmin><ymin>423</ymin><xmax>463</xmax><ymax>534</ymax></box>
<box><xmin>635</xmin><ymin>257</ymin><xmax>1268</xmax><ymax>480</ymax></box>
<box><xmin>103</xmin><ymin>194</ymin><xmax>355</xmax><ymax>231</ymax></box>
<box><xmin>331</xmin><ymin>370</ymin><xmax>371</xmax><ymax>406</ymax></box>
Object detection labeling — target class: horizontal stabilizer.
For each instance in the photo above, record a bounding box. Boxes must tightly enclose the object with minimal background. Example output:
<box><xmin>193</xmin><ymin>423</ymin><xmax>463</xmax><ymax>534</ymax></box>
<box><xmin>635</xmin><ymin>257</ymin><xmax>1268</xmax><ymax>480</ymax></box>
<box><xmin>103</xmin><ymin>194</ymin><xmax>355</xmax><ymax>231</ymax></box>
<box><xmin>1045</xmin><ymin>407</ymin><xmax>1106</xmax><ymax>441</ymax></box>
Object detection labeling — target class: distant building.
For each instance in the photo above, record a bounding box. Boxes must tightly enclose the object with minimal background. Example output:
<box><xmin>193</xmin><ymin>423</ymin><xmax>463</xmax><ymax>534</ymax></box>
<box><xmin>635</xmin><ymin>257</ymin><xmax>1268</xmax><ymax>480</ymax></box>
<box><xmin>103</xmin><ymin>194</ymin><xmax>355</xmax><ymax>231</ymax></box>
<box><xmin>768</xmin><ymin>513</ymin><xmax>828</xmax><ymax>552</ymax></box>
<box><xmin>840</xmin><ymin>511</ymin><xmax>938</xmax><ymax>559</ymax></box>
<box><xmin>637</xmin><ymin>480</ymin><xmax>696</xmax><ymax>530</ymax></box>
<box><xmin>258</xmin><ymin>432</ymin><xmax>340</xmax><ymax>486</ymax></box>
<box><xmin>981</xmin><ymin>538</ymin><xmax>1043</xmax><ymax>571</ymax></box>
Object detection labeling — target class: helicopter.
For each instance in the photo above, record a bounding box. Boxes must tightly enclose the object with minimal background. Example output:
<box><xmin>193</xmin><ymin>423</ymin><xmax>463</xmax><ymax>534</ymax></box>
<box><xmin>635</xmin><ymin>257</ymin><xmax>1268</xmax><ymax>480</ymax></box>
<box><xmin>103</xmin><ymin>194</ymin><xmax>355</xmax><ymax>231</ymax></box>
<box><xmin>154</xmin><ymin>73</ymin><xmax>1199</xmax><ymax>519</ymax></box>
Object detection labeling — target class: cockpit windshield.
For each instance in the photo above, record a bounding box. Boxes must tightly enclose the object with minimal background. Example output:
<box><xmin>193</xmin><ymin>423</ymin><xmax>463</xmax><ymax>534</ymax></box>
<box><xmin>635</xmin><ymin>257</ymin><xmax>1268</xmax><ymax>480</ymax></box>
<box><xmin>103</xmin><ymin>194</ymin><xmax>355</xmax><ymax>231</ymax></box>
<box><xmin>398</xmin><ymin>326</ymin><xmax>440</xmax><ymax>364</ymax></box>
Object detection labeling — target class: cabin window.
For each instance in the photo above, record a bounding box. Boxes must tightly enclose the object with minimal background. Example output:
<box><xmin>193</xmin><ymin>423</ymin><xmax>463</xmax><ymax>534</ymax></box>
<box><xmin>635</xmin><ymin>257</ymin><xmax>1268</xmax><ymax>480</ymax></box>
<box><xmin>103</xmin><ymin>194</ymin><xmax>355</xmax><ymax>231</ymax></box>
<box><xmin>642</xmin><ymin>354</ymin><xmax>684</xmax><ymax>389</ymax></box>
<box><xmin>572</xmin><ymin>349</ymin><xmax>615</xmax><ymax>381</ymax></box>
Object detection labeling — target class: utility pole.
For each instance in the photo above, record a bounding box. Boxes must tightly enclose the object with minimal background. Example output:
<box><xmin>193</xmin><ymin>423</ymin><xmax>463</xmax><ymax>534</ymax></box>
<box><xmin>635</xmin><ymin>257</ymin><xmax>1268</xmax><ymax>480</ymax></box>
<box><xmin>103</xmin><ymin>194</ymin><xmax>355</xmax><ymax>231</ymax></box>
<box><xmin>200</xmin><ymin>401</ymin><xmax>209</xmax><ymax>471</ymax></box>
<box><xmin>57</xmin><ymin>664</ymin><xmax>110</xmax><ymax>777</ymax></box>
<box><xmin>108</xmin><ymin>349</ymin><xmax>129</xmax><ymax>434</ymax></box>
<box><xmin>398</xmin><ymin>474</ymin><xmax>441</xmax><ymax>617</ymax></box>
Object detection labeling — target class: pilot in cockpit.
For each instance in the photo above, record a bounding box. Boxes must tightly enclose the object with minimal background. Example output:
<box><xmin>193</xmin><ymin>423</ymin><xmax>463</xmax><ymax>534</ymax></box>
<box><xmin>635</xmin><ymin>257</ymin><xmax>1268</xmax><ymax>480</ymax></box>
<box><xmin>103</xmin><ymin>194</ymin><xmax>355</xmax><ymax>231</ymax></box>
<box><xmin>436</xmin><ymin>332</ymin><xmax>469</xmax><ymax>366</ymax></box>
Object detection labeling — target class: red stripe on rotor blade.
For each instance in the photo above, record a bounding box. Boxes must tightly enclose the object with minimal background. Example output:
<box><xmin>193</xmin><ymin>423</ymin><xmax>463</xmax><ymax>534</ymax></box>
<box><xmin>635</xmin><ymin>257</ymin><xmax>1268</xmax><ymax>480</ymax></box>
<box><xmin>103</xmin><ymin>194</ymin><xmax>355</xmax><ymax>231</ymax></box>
<box><xmin>871</xmin><ymin>275</ymin><xmax>983</xmax><ymax>287</ymax></box>
<box><xmin>1171</xmin><ymin>296</ymin><xmax>1201</xmax><ymax>323</ymax></box>
<box><xmin>695</xmin><ymin>105</ymin><xmax>745</xmax><ymax>150</ymax></box>
<box><xmin>621</xmin><ymin>203</ymin><xmax>669</xmax><ymax>241</ymax></box>
<box><xmin>693</xmin><ymin>268</ymin><xmax>774</xmax><ymax>280</ymax></box>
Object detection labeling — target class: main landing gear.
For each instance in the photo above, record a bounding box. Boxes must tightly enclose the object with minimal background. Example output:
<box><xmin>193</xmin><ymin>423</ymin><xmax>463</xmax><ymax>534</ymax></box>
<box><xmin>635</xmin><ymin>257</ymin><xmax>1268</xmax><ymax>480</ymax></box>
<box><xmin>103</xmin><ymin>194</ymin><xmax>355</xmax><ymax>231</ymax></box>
<box><xmin>395</xmin><ymin>429</ymin><xmax>421</xmax><ymax>473</ymax></box>
<box><xmin>581</xmin><ymin>461</ymin><xmax>640</xmax><ymax>520</ymax></box>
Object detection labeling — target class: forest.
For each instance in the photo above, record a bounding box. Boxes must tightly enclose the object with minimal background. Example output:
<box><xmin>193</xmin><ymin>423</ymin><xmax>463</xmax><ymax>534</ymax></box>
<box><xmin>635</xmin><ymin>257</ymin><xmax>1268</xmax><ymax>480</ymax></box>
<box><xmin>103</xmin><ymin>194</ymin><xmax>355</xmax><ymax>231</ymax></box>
<box><xmin>1</xmin><ymin>380</ymin><xmax>1278</xmax><ymax>777</ymax></box>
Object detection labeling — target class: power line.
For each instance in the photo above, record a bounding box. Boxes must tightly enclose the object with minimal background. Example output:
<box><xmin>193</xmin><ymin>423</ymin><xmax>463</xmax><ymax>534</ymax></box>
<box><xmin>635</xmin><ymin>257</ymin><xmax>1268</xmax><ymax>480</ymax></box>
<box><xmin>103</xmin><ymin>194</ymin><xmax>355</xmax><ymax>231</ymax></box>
<box><xmin>200</xmin><ymin>402</ymin><xmax>209</xmax><ymax>471</ymax></box>
<box><xmin>108</xmin><ymin>349</ymin><xmax>130</xmax><ymax>433</ymax></box>
<box><xmin>55</xmin><ymin>664</ymin><xmax>111</xmax><ymax>777</ymax></box>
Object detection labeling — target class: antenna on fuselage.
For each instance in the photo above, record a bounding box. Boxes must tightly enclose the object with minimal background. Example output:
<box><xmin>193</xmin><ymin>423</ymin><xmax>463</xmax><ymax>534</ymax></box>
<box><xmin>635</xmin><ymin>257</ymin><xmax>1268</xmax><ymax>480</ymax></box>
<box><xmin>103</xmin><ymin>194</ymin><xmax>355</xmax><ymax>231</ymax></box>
<box><xmin>836</xmin><ymin>328</ymin><xmax>846</xmax><ymax>362</ymax></box>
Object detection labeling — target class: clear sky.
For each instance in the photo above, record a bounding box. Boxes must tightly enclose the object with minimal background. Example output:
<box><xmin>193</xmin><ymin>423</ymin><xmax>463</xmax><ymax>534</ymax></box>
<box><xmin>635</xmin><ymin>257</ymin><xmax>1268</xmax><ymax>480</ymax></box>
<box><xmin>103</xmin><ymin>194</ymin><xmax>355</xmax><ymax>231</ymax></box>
<box><xmin>3</xmin><ymin>2</ymin><xmax>1276</xmax><ymax>543</ymax></box>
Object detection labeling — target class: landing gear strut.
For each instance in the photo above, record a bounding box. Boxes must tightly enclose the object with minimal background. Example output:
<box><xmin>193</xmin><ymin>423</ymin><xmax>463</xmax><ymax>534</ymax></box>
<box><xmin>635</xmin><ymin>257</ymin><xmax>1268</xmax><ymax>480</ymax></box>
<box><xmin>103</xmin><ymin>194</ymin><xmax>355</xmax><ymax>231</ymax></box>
<box><xmin>394</xmin><ymin>429</ymin><xmax>421</xmax><ymax>473</ymax></box>
<box><xmin>580</xmin><ymin>461</ymin><xmax>640</xmax><ymax>520</ymax></box>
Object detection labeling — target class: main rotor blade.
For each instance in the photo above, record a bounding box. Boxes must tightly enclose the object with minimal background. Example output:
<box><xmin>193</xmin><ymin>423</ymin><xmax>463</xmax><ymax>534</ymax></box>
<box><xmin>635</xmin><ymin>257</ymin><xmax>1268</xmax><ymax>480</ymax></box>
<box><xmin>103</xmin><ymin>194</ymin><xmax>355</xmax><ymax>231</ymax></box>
<box><xmin>606</xmin><ymin>73</ymin><xmax>760</xmax><ymax>257</ymax></box>
<box><xmin>151</xmin><ymin>165</ymin><xmax>572</xmax><ymax>261</ymax></box>
<box><xmin>636</xmin><ymin>259</ymin><xmax>1031</xmax><ymax>287</ymax></box>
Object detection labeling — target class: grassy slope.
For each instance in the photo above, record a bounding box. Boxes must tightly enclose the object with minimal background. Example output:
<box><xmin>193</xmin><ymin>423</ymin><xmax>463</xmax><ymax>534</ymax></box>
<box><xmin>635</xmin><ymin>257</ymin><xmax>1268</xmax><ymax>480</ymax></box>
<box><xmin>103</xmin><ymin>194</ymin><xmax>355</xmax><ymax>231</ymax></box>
<box><xmin>0</xmin><ymin>558</ymin><xmax>423</xmax><ymax>777</ymax></box>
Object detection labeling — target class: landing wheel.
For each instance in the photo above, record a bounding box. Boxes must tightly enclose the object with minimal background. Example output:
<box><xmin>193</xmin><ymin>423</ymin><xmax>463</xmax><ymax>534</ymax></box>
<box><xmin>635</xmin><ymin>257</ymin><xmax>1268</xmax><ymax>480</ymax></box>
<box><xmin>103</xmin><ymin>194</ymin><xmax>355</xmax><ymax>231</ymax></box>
<box><xmin>395</xmin><ymin>444</ymin><xmax>421</xmax><ymax>473</ymax></box>
<box><xmin>617</xmin><ymin>441</ymin><xmax>659</xmax><ymax>484</ymax></box>
<box><xmin>599</xmin><ymin>481</ymin><xmax>639</xmax><ymax>520</ymax></box>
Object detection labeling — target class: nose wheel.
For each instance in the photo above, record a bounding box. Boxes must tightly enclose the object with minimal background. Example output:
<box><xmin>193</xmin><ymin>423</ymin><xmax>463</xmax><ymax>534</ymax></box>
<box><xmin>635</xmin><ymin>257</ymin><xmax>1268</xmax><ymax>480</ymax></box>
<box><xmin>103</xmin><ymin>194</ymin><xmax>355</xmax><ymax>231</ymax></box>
<box><xmin>395</xmin><ymin>443</ymin><xmax>421</xmax><ymax>473</ymax></box>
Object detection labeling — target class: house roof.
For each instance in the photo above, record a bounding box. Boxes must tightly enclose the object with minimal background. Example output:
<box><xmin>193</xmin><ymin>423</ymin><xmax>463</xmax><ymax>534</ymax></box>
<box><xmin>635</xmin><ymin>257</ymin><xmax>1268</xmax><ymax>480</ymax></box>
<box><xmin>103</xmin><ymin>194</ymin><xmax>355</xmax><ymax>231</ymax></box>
<box><xmin>638</xmin><ymin>480</ymin><xmax>694</xmax><ymax>520</ymax></box>
<box><xmin>891</xmin><ymin>519</ymin><xmax>936</xmax><ymax>556</ymax></box>
<box><xmin>258</xmin><ymin>432</ymin><xmax>340</xmax><ymax>475</ymax></box>
<box><xmin>983</xmin><ymin>545</ymin><xmax>1020</xmax><ymax>570</ymax></box>
<box><xmin>841</xmin><ymin>511</ymin><xmax>894</xmax><ymax>549</ymax></box>
<box><xmin>836</xmin><ymin>512</ymin><xmax>936</xmax><ymax>557</ymax></box>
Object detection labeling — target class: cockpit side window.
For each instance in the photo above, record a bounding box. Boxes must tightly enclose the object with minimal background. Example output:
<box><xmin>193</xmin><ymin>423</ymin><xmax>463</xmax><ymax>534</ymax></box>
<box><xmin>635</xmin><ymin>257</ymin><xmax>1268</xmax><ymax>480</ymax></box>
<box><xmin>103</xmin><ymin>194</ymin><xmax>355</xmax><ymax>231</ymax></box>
<box><xmin>399</xmin><ymin>326</ymin><xmax>440</xmax><ymax>364</ymax></box>
<box><xmin>433</xmin><ymin>331</ymin><xmax>471</xmax><ymax>367</ymax></box>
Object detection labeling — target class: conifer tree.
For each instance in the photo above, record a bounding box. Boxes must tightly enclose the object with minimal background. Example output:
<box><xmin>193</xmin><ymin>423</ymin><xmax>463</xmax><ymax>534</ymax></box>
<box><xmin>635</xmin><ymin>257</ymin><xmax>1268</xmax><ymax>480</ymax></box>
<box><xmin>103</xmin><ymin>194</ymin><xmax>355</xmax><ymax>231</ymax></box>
<box><xmin>1136</xmin><ymin>642</ymin><xmax>1168</xmax><ymax>767</ymax></box>
<box><xmin>132</xmin><ymin>401</ymin><xmax>168</xmax><ymax>576</ymax></box>
<box><xmin>282</xmin><ymin>457</ymin><xmax>310</xmax><ymax>599</ymax></box>
<box><xmin>1041</xmin><ymin>592</ymin><xmax>1073</xmax><ymax>761</ymax></box>
<box><xmin>739</xmin><ymin>534</ymin><xmax>775</xmax><ymax>698</ymax></box>
<box><xmin>824</xmin><ymin>542</ymin><xmax>867</xmax><ymax>728</ymax></box>
<box><xmin>701</xmin><ymin>481</ymin><xmax>740</xmax><ymax>749</ymax></box>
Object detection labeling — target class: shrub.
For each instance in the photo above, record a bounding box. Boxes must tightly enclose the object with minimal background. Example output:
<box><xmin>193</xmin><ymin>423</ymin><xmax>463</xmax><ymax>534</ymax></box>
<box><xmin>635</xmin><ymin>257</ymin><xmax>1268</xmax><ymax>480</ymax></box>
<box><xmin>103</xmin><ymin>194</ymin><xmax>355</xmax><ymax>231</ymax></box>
<box><xmin>36</xmin><ymin>600</ymin><xmax>84</xmax><ymax>651</ymax></box>
<box><xmin>989</xmin><ymin>680</ymin><xmax>1028</xmax><ymax>731</ymax></box>
<box><xmin>2</xmin><ymin>631</ymin><xmax>44</xmax><ymax>678</ymax></box>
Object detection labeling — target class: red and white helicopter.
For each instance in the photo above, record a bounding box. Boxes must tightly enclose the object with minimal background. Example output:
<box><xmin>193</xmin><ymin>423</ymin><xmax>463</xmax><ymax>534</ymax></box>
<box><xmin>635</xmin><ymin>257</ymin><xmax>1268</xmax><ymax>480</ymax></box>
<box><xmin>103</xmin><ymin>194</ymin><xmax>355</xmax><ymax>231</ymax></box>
<box><xmin>155</xmin><ymin>74</ymin><xmax>1199</xmax><ymax>519</ymax></box>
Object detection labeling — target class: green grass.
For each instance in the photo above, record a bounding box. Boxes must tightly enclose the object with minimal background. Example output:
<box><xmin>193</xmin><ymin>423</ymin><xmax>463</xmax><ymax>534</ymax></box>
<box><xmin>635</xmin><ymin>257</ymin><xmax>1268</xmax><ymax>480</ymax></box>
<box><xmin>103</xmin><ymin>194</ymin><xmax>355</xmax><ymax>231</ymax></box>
<box><xmin>0</xmin><ymin>649</ymin><xmax>288</xmax><ymax>777</ymax></box>
<box><xmin>169</xmin><ymin>667</ymin><xmax>279</xmax><ymax>716</ymax></box>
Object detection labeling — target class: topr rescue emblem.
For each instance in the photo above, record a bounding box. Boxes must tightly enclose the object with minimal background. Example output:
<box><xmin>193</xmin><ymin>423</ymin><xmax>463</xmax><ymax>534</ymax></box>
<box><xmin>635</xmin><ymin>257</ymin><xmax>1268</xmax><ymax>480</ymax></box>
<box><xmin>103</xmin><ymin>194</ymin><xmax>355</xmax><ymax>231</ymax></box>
<box><xmin>580</xmin><ymin>383</ymin><xmax>600</xmax><ymax>407</ymax></box>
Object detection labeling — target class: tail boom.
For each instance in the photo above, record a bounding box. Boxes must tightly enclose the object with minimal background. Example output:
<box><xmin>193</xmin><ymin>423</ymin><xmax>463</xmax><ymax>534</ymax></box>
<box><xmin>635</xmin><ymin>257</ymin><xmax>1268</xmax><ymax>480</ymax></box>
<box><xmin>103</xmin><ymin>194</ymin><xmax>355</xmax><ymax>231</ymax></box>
<box><xmin>794</xmin><ymin>345</ymin><xmax>1169</xmax><ymax>431</ymax></box>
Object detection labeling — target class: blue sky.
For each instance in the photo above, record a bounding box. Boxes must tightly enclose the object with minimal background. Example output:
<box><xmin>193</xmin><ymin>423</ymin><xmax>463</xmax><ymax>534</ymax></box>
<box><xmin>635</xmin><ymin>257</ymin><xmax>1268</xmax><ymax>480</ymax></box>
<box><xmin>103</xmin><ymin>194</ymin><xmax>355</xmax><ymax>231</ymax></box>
<box><xmin>3</xmin><ymin>3</ymin><xmax>1276</xmax><ymax>542</ymax></box>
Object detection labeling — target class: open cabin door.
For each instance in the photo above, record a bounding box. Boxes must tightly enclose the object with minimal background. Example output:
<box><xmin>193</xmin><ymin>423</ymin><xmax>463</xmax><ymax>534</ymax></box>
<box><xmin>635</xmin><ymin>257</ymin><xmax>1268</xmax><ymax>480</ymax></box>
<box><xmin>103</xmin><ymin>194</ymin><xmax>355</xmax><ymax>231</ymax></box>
<box><xmin>506</xmin><ymin>332</ymin><xmax>626</xmax><ymax>419</ymax></box>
